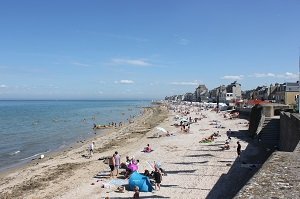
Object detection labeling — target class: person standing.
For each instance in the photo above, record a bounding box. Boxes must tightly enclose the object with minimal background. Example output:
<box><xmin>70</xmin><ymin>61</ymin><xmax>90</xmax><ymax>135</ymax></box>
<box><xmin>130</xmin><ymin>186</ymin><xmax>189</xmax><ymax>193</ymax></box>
<box><xmin>114</xmin><ymin>151</ymin><xmax>121</xmax><ymax>176</ymax></box>
<box><xmin>89</xmin><ymin>142</ymin><xmax>95</xmax><ymax>158</ymax></box>
<box><xmin>153</xmin><ymin>167</ymin><xmax>162</xmax><ymax>190</ymax></box>
<box><xmin>109</xmin><ymin>154</ymin><xmax>116</xmax><ymax>178</ymax></box>
<box><xmin>237</xmin><ymin>141</ymin><xmax>241</xmax><ymax>160</ymax></box>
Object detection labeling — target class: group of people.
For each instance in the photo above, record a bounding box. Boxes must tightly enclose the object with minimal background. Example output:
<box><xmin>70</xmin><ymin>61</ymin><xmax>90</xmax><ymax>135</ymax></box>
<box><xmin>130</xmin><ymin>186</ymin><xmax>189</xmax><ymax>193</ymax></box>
<box><xmin>199</xmin><ymin>132</ymin><xmax>219</xmax><ymax>143</ymax></box>
<box><xmin>108</xmin><ymin>151</ymin><xmax>121</xmax><ymax>177</ymax></box>
<box><xmin>142</xmin><ymin>166</ymin><xmax>163</xmax><ymax>191</ymax></box>
<box><xmin>93</xmin><ymin>121</ymin><xmax>123</xmax><ymax>130</ymax></box>
<box><xmin>180</xmin><ymin>121</ymin><xmax>190</xmax><ymax>132</ymax></box>
<box><xmin>105</xmin><ymin>150</ymin><xmax>163</xmax><ymax>196</ymax></box>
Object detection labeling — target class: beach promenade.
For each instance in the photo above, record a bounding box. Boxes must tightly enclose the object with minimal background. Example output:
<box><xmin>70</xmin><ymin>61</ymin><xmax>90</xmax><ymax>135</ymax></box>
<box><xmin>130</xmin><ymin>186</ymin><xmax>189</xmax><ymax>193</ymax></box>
<box><xmin>0</xmin><ymin>103</ymin><xmax>261</xmax><ymax>199</ymax></box>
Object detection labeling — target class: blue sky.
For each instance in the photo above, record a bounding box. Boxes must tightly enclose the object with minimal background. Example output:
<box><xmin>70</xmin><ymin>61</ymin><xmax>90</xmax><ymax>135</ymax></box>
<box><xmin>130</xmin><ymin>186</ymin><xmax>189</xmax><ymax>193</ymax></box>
<box><xmin>0</xmin><ymin>0</ymin><xmax>299</xmax><ymax>100</ymax></box>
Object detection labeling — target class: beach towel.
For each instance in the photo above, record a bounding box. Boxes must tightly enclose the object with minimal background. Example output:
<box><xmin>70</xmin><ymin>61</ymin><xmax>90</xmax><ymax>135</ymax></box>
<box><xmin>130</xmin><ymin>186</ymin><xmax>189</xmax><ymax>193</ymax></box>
<box><xmin>142</xmin><ymin>149</ymin><xmax>154</xmax><ymax>153</ymax></box>
<box><xmin>108</xmin><ymin>179</ymin><xmax>128</xmax><ymax>186</ymax></box>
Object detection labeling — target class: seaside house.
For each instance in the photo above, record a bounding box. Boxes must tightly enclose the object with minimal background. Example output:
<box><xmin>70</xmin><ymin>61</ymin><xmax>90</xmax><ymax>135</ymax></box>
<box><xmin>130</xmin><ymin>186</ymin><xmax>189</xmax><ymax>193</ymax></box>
<box><xmin>252</xmin><ymin>86</ymin><xmax>270</xmax><ymax>101</ymax></box>
<box><xmin>271</xmin><ymin>81</ymin><xmax>300</xmax><ymax>105</ymax></box>
<box><xmin>209</xmin><ymin>85</ymin><xmax>227</xmax><ymax>103</ymax></box>
<box><xmin>183</xmin><ymin>92</ymin><xmax>196</xmax><ymax>102</ymax></box>
<box><xmin>195</xmin><ymin>84</ymin><xmax>209</xmax><ymax>102</ymax></box>
<box><xmin>242</xmin><ymin>89</ymin><xmax>255</xmax><ymax>100</ymax></box>
<box><xmin>209</xmin><ymin>82</ymin><xmax>241</xmax><ymax>105</ymax></box>
<box><xmin>226</xmin><ymin>81</ymin><xmax>242</xmax><ymax>101</ymax></box>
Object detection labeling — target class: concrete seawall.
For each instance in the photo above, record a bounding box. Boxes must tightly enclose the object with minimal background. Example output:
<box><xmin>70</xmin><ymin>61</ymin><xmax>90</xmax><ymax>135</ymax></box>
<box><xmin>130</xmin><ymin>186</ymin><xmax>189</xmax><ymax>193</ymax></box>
<box><xmin>234</xmin><ymin>112</ymin><xmax>300</xmax><ymax>198</ymax></box>
<box><xmin>280</xmin><ymin>112</ymin><xmax>300</xmax><ymax>152</ymax></box>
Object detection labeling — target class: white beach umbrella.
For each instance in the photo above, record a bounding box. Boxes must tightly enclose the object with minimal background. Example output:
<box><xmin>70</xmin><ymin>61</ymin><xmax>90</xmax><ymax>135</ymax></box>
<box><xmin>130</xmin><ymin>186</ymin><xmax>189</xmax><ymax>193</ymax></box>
<box><xmin>156</xmin><ymin>127</ymin><xmax>167</xmax><ymax>133</ymax></box>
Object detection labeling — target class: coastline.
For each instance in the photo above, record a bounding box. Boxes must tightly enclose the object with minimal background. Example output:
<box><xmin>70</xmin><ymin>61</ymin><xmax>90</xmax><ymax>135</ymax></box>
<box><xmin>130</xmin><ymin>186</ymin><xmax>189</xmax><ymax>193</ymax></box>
<box><xmin>0</xmin><ymin>104</ymin><xmax>168</xmax><ymax>198</ymax></box>
<box><xmin>0</xmin><ymin>102</ymin><xmax>265</xmax><ymax>199</ymax></box>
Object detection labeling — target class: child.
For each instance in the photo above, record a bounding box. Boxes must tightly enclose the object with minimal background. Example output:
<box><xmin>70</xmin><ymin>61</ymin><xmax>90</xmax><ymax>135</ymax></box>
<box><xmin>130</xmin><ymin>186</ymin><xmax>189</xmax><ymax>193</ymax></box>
<box><xmin>133</xmin><ymin>186</ymin><xmax>139</xmax><ymax>198</ymax></box>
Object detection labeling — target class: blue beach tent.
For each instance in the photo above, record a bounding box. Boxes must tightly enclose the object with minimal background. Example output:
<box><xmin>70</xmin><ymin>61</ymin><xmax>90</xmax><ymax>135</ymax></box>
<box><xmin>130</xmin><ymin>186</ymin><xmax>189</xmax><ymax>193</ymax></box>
<box><xmin>129</xmin><ymin>171</ymin><xmax>153</xmax><ymax>192</ymax></box>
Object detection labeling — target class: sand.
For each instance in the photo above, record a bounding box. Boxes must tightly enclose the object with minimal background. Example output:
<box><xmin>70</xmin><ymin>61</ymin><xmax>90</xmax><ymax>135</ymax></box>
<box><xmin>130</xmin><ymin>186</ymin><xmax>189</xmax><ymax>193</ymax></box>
<box><xmin>0</xmin><ymin>102</ymin><xmax>254</xmax><ymax>199</ymax></box>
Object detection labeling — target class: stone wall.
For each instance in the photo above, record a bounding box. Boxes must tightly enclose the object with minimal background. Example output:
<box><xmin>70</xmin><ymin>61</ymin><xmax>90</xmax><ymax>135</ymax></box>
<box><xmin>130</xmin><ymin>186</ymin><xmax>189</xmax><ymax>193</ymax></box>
<box><xmin>234</xmin><ymin>113</ymin><xmax>300</xmax><ymax>198</ymax></box>
<box><xmin>279</xmin><ymin>112</ymin><xmax>300</xmax><ymax>152</ymax></box>
<box><xmin>248</xmin><ymin>105</ymin><xmax>264</xmax><ymax>138</ymax></box>
<box><xmin>234</xmin><ymin>143</ymin><xmax>300</xmax><ymax>199</ymax></box>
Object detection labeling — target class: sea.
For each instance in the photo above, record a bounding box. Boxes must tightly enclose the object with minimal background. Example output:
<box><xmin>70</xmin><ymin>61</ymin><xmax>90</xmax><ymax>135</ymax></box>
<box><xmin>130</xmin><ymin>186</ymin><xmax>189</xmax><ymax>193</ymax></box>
<box><xmin>0</xmin><ymin>100</ymin><xmax>151</xmax><ymax>171</ymax></box>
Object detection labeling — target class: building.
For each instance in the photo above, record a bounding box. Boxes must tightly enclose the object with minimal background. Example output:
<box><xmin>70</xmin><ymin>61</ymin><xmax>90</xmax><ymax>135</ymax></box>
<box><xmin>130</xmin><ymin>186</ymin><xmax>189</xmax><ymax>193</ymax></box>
<box><xmin>226</xmin><ymin>81</ymin><xmax>242</xmax><ymax>101</ymax></box>
<box><xmin>209</xmin><ymin>85</ymin><xmax>226</xmax><ymax>103</ymax></box>
<box><xmin>210</xmin><ymin>81</ymin><xmax>241</xmax><ymax>104</ymax></box>
<box><xmin>271</xmin><ymin>82</ymin><xmax>300</xmax><ymax>105</ymax></box>
<box><xmin>183</xmin><ymin>92</ymin><xmax>195</xmax><ymax>102</ymax></box>
<box><xmin>195</xmin><ymin>84</ymin><xmax>209</xmax><ymax>102</ymax></box>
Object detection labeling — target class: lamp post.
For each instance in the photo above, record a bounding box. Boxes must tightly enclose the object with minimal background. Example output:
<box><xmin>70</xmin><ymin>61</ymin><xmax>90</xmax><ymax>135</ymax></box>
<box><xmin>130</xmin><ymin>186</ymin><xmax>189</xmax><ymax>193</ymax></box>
<box><xmin>298</xmin><ymin>54</ymin><xmax>300</xmax><ymax>113</ymax></box>
<box><xmin>216</xmin><ymin>86</ymin><xmax>220</xmax><ymax>112</ymax></box>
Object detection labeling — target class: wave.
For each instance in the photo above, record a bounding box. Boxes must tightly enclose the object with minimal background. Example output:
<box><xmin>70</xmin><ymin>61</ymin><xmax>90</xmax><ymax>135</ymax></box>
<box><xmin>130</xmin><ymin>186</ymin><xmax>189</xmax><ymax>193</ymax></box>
<box><xmin>20</xmin><ymin>150</ymin><xmax>50</xmax><ymax>161</ymax></box>
<box><xmin>9</xmin><ymin>150</ymin><xmax>21</xmax><ymax>155</ymax></box>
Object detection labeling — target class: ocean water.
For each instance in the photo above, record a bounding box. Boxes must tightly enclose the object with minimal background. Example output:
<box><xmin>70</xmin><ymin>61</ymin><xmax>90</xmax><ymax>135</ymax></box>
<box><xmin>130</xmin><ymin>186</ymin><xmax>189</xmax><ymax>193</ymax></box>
<box><xmin>0</xmin><ymin>100</ymin><xmax>151</xmax><ymax>171</ymax></box>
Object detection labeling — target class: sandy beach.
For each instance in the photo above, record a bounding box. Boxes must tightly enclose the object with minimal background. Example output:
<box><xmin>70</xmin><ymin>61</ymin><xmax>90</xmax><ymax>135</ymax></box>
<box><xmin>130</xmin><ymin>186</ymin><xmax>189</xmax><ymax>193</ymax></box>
<box><xmin>0</xmin><ymin>102</ymin><xmax>258</xmax><ymax>199</ymax></box>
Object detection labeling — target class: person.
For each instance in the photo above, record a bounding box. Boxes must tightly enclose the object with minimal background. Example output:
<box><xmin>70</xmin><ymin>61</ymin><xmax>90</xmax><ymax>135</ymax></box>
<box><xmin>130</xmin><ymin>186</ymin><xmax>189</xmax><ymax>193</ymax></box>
<box><xmin>114</xmin><ymin>151</ymin><xmax>121</xmax><ymax>176</ymax></box>
<box><xmin>237</xmin><ymin>141</ymin><xmax>241</xmax><ymax>159</ymax></box>
<box><xmin>108</xmin><ymin>154</ymin><xmax>115</xmax><ymax>178</ymax></box>
<box><xmin>226</xmin><ymin>135</ymin><xmax>232</xmax><ymax>142</ymax></box>
<box><xmin>89</xmin><ymin>142</ymin><xmax>95</xmax><ymax>158</ymax></box>
<box><xmin>223</xmin><ymin>141</ymin><xmax>230</xmax><ymax>150</ymax></box>
<box><xmin>125</xmin><ymin>156</ymin><xmax>131</xmax><ymax>165</ymax></box>
<box><xmin>143</xmin><ymin>169</ymin><xmax>151</xmax><ymax>177</ymax></box>
<box><xmin>133</xmin><ymin>186</ymin><xmax>140</xmax><ymax>198</ymax></box>
<box><xmin>144</xmin><ymin>144</ymin><xmax>152</xmax><ymax>152</ymax></box>
<box><xmin>153</xmin><ymin>167</ymin><xmax>162</xmax><ymax>190</ymax></box>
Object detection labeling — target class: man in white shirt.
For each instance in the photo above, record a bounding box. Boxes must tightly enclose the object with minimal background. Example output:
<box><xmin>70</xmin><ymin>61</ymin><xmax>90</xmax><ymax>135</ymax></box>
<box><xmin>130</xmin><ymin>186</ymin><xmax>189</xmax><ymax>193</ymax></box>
<box><xmin>89</xmin><ymin>142</ymin><xmax>95</xmax><ymax>158</ymax></box>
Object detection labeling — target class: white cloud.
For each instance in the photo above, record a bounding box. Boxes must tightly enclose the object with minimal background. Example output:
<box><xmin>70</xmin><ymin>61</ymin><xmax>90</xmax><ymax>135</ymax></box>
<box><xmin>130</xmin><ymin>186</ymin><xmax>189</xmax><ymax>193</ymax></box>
<box><xmin>253</xmin><ymin>73</ymin><xmax>275</xmax><ymax>78</ymax></box>
<box><xmin>170</xmin><ymin>81</ymin><xmax>199</xmax><ymax>86</ymax></box>
<box><xmin>72</xmin><ymin>62</ymin><xmax>89</xmax><ymax>67</ymax></box>
<box><xmin>111</xmin><ymin>58</ymin><xmax>152</xmax><ymax>67</ymax></box>
<box><xmin>251</xmin><ymin>72</ymin><xmax>298</xmax><ymax>79</ymax></box>
<box><xmin>277</xmin><ymin>72</ymin><xmax>298</xmax><ymax>79</ymax></box>
<box><xmin>178</xmin><ymin>38</ymin><xmax>190</xmax><ymax>45</ymax></box>
<box><xmin>114</xmin><ymin>80</ymin><xmax>135</xmax><ymax>84</ymax></box>
<box><xmin>0</xmin><ymin>84</ymin><xmax>7</xmax><ymax>88</ymax></box>
<box><xmin>221</xmin><ymin>75</ymin><xmax>244</xmax><ymax>80</ymax></box>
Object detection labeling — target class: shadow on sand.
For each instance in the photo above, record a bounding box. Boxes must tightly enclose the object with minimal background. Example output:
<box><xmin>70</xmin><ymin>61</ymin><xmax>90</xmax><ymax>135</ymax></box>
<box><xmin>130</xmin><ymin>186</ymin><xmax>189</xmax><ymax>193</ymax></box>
<box><xmin>205</xmin><ymin>130</ymin><xmax>274</xmax><ymax>199</ymax></box>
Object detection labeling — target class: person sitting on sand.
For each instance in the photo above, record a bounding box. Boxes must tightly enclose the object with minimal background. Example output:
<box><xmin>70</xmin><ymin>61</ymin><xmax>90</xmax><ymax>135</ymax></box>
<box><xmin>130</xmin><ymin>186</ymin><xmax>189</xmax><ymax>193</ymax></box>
<box><xmin>143</xmin><ymin>169</ymin><xmax>152</xmax><ymax>177</ymax></box>
<box><xmin>222</xmin><ymin>141</ymin><xmax>230</xmax><ymax>150</ymax></box>
<box><xmin>144</xmin><ymin>144</ymin><xmax>152</xmax><ymax>152</ymax></box>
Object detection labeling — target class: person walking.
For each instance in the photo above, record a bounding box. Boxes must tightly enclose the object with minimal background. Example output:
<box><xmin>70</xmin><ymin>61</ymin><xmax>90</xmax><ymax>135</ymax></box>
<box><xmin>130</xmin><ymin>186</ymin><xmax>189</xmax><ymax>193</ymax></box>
<box><xmin>88</xmin><ymin>142</ymin><xmax>95</xmax><ymax>158</ymax></box>
<box><xmin>114</xmin><ymin>151</ymin><xmax>121</xmax><ymax>176</ymax></box>
<box><xmin>237</xmin><ymin>141</ymin><xmax>241</xmax><ymax>160</ymax></box>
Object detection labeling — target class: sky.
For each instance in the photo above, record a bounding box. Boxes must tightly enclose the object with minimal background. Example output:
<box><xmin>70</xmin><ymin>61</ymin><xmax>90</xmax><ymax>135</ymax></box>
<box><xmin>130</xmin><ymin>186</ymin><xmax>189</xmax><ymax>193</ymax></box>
<box><xmin>0</xmin><ymin>0</ymin><xmax>299</xmax><ymax>100</ymax></box>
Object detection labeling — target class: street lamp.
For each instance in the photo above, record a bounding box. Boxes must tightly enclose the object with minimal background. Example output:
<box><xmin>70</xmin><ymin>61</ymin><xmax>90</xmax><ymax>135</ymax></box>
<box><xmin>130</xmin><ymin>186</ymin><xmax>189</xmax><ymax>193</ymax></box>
<box><xmin>298</xmin><ymin>54</ymin><xmax>300</xmax><ymax>113</ymax></box>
